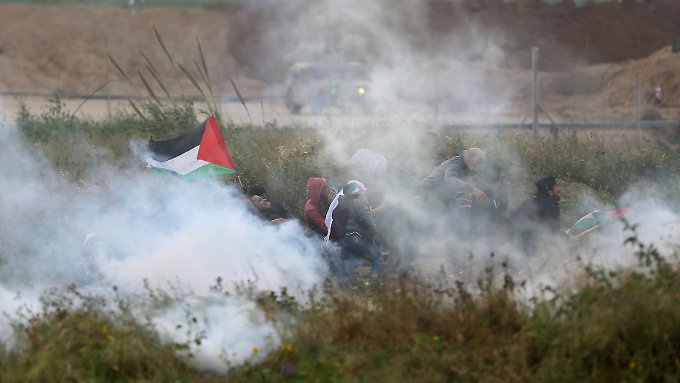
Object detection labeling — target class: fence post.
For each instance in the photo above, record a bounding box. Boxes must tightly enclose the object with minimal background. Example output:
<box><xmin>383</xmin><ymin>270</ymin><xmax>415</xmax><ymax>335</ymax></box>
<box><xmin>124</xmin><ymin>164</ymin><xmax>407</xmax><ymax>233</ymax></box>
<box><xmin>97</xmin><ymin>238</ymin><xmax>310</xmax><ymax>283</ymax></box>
<box><xmin>636</xmin><ymin>70</ymin><xmax>641</xmax><ymax>141</ymax></box>
<box><xmin>635</xmin><ymin>32</ymin><xmax>642</xmax><ymax>143</ymax></box>
<box><xmin>532</xmin><ymin>47</ymin><xmax>539</xmax><ymax>138</ymax></box>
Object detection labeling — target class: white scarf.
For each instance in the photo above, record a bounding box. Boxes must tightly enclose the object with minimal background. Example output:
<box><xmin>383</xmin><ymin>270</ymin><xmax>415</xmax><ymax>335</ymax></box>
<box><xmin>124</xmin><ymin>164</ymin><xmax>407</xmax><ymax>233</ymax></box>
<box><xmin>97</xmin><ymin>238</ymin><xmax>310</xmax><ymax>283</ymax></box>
<box><xmin>324</xmin><ymin>180</ymin><xmax>366</xmax><ymax>242</ymax></box>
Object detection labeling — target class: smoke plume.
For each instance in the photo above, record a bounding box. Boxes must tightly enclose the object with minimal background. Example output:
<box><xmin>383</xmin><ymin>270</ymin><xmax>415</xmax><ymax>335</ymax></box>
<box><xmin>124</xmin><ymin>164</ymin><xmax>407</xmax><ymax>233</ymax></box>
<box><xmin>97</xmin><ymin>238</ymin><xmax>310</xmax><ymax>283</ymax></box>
<box><xmin>0</xmin><ymin>118</ymin><xmax>327</xmax><ymax>372</ymax></box>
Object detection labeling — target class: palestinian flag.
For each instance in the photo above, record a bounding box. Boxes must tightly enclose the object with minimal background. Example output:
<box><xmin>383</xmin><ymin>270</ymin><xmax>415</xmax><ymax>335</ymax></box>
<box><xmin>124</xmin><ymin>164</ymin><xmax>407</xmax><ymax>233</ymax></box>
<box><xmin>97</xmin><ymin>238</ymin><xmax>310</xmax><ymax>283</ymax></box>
<box><xmin>567</xmin><ymin>207</ymin><xmax>631</xmax><ymax>239</ymax></box>
<box><xmin>146</xmin><ymin>115</ymin><xmax>236</xmax><ymax>179</ymax></box>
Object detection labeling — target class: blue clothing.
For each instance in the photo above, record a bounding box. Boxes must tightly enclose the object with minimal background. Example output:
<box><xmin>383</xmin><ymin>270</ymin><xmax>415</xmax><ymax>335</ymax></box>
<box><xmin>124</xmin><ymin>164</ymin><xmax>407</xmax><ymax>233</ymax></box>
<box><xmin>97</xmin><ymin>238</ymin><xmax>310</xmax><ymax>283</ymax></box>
<box><xmin>341</xmin><ymin>233</ymin><xmax>383</xmax><ymax>273</ymax></box>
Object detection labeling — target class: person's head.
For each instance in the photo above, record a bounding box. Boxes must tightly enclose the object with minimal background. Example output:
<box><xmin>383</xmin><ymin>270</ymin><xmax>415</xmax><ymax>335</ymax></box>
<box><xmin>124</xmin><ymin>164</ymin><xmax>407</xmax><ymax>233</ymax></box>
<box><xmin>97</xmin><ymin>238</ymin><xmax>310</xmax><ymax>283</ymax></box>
<box><xmin>343</xmin><ymin>180</ymin><xmax>367</xmax><ymax>198</ymax></box>
<box><xmin>248</xmin><ymin>185</ymin><xmax>267</xmax><ymax>198</ymax></box>
<box><xmin>536</xmin><ymin>175</ymin><xmax>560</xmax><ymax>201</ymax></box>
<box><xmin>463</xmin><ymin>148</ymin><xmax>486</xmax><ymax>173</ymax></box>
<box><xmin>250</xmin><ymin>194</ymin><xmax>271</xmax><ymax>210</ymax></box>
<box><xmin>306</xmin><ymin>177</ymin><xmax>332</xmax><ymax>207</ymax></box>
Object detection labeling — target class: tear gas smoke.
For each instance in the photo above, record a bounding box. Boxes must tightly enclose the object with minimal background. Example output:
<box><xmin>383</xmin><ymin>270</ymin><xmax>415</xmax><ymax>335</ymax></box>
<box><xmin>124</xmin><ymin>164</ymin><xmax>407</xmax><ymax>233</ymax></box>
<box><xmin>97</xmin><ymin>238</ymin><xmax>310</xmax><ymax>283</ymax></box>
<box><xmin>245</xmin><ymin>0</ymin><xmax>519</xmax><ymax>121</ymax></box>
<box><xmin>0</xmin><ymin>121</ymin><xmax>327</xmax><ymax>371</ymax></box>
<box><xmin>151</xmin><ymin>295</ymin><xmax>279</xmax><ymax>371</ymax></box>
<box><xmin>1</xmin><ymin>0</ymin><xmax>675</xmax><ymax>373</ymax></box>
<box><xmin>241</xmin><ymin>0</ymin><xmax>679</xmax><ymax>298</ymax></box>
<box><xmin>319</xmin><ymin>137</ymin><xmax>680</xmax><ymax>302</ymax></box>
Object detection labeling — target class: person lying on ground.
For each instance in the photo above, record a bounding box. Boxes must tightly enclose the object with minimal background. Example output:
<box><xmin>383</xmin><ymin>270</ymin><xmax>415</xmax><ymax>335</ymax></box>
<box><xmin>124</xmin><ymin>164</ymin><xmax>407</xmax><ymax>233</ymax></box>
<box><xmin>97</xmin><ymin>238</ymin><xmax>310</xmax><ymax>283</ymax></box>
<box><xmin>250</xmin><ymin>194</ymin><xmax>286</xmax><ymax>224</ymax></box>
<box><xmin>247</xmin><ymin>185</ymin><xmax>290</xmax><ymax>219</ymax></box>
<box><xmin>419</xmin><ymin>147</ymin><xmax>488</xmax><ymax>205</ymax></box>
<box><xmin>303</xmin><ymin>177</ymin><xmax>334</xmax><ymax>236</ymax></box>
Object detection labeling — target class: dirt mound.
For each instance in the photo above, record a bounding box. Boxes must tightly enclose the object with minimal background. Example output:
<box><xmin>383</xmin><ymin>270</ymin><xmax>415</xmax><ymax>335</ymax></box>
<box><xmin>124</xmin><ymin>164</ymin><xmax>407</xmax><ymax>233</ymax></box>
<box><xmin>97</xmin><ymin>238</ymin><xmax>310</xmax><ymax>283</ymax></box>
<box><xmin>1</xmin><ymin>1</ymin><xmax>680</xmax><ymax>121</ymax></box>
<box><xmin>428</xmin><ymin>0</ymin><xmax>680</xmax><ymax>69</ymax></box>
<box><xmin>534</xmin><ymin>46</ymin><xmax>680</xmax><ymax>121</ymax></box>
<box><xmin>215</xmin><ymin>0</ymin><xmax>680</xmax><ymax>80</ymax></box>
<box><xmin>0</xmin><ymin>4</ymin><xmax>260</xmax><ymax>96</ymax></box>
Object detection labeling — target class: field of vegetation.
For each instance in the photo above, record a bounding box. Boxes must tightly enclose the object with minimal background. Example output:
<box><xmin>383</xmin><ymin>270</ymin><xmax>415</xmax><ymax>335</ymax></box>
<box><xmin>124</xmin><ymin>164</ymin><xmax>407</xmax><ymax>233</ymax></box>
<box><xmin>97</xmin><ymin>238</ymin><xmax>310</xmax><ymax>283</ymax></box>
<box><xmin>0</xmin><ymin>96</ymin><xmax>679</xmax><ymax>382</ymax></box>
<box><xmin>15</xmin><ymin>95</ymin><xmax>680</xmax><ymax>224</ymax></box>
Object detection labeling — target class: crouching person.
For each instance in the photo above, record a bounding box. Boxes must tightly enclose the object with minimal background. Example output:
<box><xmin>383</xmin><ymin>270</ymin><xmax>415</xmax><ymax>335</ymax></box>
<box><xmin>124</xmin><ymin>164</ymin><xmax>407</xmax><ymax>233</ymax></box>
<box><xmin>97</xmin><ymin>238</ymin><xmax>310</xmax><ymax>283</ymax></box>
<box><xmin>325</xmin><ymin>180</ymin><xmax>384</xmax><ymax>286</ymax></box>
<box><xmin>303</xmin><ymin>177</ymin><xmax>334</xmax><ymax>237</ymax></box>
<box><xmin>512</xmin><ymin>175</ymin><xmax>566</xmax><ymax>254</ymax></box>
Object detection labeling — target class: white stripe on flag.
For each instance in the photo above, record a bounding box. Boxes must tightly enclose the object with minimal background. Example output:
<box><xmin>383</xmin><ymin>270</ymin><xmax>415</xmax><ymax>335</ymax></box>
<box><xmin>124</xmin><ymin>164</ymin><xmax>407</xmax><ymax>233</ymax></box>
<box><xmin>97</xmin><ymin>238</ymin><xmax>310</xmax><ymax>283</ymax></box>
<box><xmin>145</xmin><ymin>146</ymin><xmax>209</xmax><ymax>175</ymax></box>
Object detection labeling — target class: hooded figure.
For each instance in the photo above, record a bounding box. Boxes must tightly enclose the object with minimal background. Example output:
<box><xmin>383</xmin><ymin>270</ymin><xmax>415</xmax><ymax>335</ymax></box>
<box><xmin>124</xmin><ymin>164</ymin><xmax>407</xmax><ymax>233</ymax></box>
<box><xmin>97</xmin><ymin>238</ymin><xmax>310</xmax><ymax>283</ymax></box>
<box><xmin>512</xmin><ymin>175</ymin><xmax>563</xmax><ymax>254</ymax></box>
<box><xmin>514</xmin><ymin>176</ymin><xmax>561</xmax><ymax>232</ymax></box>
<box><xmin>304</xmin><ymin>177</ymin><xmax>332</xmax><ymax>236</ymax></box>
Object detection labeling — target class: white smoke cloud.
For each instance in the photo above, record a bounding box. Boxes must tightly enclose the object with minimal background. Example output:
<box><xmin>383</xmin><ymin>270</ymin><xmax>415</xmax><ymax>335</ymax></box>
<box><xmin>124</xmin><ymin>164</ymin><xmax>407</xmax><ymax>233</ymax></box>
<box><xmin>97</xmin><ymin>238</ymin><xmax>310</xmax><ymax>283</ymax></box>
<box><xmin>151</xmin><ymin>295</ymin><xmax>279</xmax><ymax>372</ymax></box>
<box><xmin>0</xmin><ymin>120</ymin><xmax>327</xmax><ymax>372</ymax></box>
<box><xmin>243</xmin><ymin>0</ymin><xmax>519</xmax><ymax>121</ymax></box>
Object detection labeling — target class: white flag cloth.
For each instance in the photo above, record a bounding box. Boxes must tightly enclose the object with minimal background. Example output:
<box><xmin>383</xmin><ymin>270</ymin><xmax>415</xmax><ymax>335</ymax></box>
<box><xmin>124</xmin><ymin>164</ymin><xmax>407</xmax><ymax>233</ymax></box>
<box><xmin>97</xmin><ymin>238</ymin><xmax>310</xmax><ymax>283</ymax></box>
<box><xmin>324</xmin><ymin>180</ymin><xmax>366</xmax><ymax>242</ymax></box>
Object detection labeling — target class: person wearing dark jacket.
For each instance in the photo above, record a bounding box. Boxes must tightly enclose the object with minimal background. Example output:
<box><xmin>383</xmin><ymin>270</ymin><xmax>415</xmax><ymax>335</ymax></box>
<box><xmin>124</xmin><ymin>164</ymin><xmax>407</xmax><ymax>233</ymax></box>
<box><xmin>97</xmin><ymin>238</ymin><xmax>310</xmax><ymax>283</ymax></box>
<box><xmin>512</xmin><ymin>175</ymin><xmax>563</xmax><ymax>253</ymax></box>
<box><xmin>303</xmin><ymin>177</ymin><xmax>333</xmax><ymax>236</ymax></box>
<box><xmin>326</xmin><ymin>180</ymin><xmax>383</xmax><ymax>276</ymax></box>
<box><xmin>250</xmin><ymin>194</ymin><xmax>286</xmax><ymax>224</ymax></box>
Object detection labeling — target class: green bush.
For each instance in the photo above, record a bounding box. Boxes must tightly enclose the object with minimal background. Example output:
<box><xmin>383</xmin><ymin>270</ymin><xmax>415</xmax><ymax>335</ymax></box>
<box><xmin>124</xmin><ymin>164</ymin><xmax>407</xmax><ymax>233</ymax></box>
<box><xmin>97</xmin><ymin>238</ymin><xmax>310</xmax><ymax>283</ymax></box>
<box><xmin>2</xmin><ymin>230</ymin><xmax>680</xmax><ymax>381</ymax></box>
<box><xmin>0</xmin><ymin>286</ymin><xmax>205</xmax><ymax>383</ymax></box>
<box><xmin>15</xmin><ymin>98</ymin><xmax>680</xmax><ymax>220</ymax></box>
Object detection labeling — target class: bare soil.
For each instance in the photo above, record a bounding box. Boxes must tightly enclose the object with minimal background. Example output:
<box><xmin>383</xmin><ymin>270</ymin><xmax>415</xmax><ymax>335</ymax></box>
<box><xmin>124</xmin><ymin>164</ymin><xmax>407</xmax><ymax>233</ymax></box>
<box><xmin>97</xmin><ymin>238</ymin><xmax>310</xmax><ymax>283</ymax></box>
<box><xmin>1</xmin><ymin>1</ymin><xmax>679</xmax><ymax>121</ymax></box>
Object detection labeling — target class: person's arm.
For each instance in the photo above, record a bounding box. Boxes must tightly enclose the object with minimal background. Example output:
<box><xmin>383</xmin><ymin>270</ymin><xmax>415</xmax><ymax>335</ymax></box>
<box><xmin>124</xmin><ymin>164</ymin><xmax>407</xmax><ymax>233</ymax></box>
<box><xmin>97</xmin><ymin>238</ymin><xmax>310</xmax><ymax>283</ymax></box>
<box><xmin>304</xmin><ymin>207</ymin><xmax>327</xmax><ymax>232</ymax></box>
<box><xmin>356</xmin><ymin>198</ymin><xmax>377</xmax><ymax>236</ymax></box>
<box><xmin>443</xmin><ymin>159</ymin><xmax>474</xmax><ymax>194</ymax></box>
<box><xmin>370</xmin><ymin>203</ymin><xmax>388</xmax><ymax>218</ymax></box>
<box><xmin>443</xmin><ymin>159</ymin><xmax>488</xmax><ymax>202</ymax></box>
<box><xmin>370</xmin><ymin>195</ymin><xmax>390</xmax><ymax>218</ymax></box>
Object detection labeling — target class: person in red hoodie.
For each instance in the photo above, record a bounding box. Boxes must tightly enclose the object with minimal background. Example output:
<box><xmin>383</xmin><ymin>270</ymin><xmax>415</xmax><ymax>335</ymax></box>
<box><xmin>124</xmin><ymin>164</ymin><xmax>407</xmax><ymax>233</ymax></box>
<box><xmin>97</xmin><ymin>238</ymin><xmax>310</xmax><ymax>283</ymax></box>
<box><xmin>304</xmin><ymin>177</ymin><xmax>334</xmax><ymax>237</ymax></box>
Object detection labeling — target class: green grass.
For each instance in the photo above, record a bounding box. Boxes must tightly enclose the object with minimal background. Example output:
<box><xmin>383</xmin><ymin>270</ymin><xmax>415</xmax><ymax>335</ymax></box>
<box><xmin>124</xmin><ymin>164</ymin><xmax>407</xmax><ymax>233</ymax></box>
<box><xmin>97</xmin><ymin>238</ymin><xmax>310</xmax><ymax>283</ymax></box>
<box><xmin>0</xmin><ymin>286</ymin><xmax>207</xmax><ymax>383</ymax></box>
<box><xmin>15</xmin><ymin>95</ymin><xmax>680</xmax><ymax>225</ymax></box>
<box><xmin>2</xmin><ymin>241</ymin><xmax>680</xmax><ymax>382</ymax></box>
<box><xmin>4</xmin><ymin>98</ymin><xmax>680</xmax><ymax>381</ymax></box>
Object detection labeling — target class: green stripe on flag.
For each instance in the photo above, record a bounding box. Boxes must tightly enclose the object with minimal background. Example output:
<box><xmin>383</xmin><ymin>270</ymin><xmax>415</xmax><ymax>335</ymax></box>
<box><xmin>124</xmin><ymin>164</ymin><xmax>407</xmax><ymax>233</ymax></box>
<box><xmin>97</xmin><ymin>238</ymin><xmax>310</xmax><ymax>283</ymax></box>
<box><xmin>148</xmin><ymin>163</ymin><xmax>236</xmax><ymax>179</ymax></box>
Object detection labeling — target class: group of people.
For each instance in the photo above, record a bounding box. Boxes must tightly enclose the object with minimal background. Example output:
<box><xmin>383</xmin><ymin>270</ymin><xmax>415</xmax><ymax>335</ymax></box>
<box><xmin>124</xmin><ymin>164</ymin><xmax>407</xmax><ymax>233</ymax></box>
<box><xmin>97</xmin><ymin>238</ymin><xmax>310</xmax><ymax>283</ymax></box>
<box><xmin>245</xmin><ymin>147</ymin><xmax>566</xmax><ymax>284</ymax></box>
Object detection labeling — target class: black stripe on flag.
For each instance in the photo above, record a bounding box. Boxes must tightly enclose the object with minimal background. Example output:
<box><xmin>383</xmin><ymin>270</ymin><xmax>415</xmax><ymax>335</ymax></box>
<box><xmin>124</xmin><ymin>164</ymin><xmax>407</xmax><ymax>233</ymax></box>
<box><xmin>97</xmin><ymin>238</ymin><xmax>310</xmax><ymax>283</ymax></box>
<box><xmin>148</xmin><ymin>119</ymin><xmax>208</xmax><ymax>162</ymax></box>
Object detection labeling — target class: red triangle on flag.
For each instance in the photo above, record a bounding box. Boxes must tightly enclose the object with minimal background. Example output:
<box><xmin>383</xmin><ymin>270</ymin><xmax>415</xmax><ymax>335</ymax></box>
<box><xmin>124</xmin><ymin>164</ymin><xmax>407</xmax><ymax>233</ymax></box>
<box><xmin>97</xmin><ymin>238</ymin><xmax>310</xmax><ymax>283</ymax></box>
<box><xmin>607</xmin><ymin>207</ymin><xmax>631</xmax><ymax>218</ymax></box>
<box><xmin>197</xmin><ymin>115</ymin><xmax>237</xmax><ymax>170</ymax></box>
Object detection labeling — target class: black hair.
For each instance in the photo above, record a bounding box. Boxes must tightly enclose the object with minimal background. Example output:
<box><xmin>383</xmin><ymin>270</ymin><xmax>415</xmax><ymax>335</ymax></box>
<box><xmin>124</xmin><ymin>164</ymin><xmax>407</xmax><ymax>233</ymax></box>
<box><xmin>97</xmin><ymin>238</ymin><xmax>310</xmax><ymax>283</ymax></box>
<box><xmin>535</xmin><ymin>176</ymin><xmax>556</xmax><ymax>195</ymax></box>
<box><xmin>247</xmin><ymin>185</ymin><xmax>267</xmax><ymax>197</ymax></box>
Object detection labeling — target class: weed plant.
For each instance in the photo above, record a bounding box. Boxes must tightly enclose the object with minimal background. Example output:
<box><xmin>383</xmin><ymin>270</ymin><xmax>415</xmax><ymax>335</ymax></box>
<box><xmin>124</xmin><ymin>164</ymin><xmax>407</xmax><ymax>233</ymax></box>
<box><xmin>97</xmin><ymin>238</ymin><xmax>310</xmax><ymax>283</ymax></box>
<box><xmin>0</xmin><ymin>285</ymin><xmax>206</xmax><ymax>382</ymax></box>
<box><xmin>15</xmin><ymin>98</ymin><xmax>680</xmax><ymax>222</ymax></box>
<box><xmin>9</xmin><ymin>101</ymin><xmax>680</xmax><ymax>381</ymax></box>
<box><xmin>5</xmin><ymin>24</ymin><xmax>680</xmax><ymax>383</ymax></box>
<box><xmin>2</xmin><ymin>231</ymin><xmax>679</xmax><ymax>382</ymax></box>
